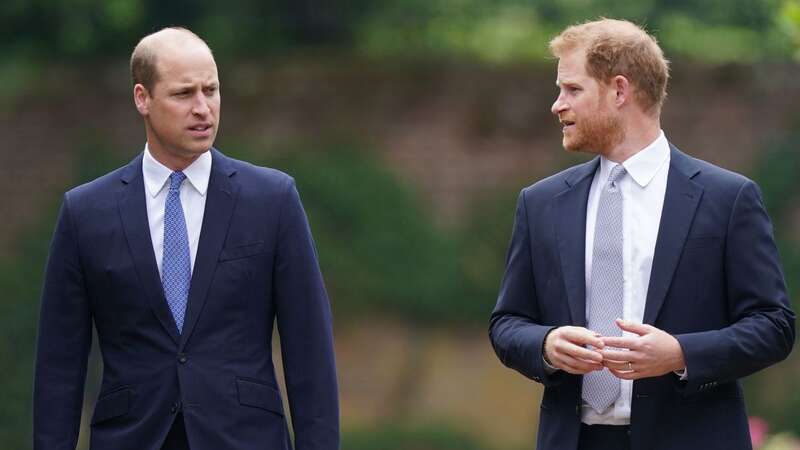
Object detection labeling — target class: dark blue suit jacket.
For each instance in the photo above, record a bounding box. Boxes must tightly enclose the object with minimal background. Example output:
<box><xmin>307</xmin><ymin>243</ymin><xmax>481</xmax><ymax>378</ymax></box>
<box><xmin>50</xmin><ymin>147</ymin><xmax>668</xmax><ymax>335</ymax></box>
<box><xmin>490</xmin><ymin>146</ymin><xmax>794</xmax><ymax>450</ymax></box>
<box><xmin>34</xmin><ymin>149</ymin><xmax>339</xmax><ymax>450</ymax></box>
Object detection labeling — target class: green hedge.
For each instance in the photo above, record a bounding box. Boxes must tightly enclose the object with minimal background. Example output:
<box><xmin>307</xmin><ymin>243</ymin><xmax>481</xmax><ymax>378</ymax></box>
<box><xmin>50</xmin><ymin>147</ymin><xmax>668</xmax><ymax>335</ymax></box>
<box><xmin>343</xmin><ymin>422</ymin><xmax>491</xmax><ymax>450</ymax></box>
<box><xmin>233</xmin><ymin>141</ymin><xmax>508</xmax><ymax>324</ymax></box>
<box><xmin>745</xmin><ymin>131</ymin><xmax>800</xmax><ymax>434</ymax></box>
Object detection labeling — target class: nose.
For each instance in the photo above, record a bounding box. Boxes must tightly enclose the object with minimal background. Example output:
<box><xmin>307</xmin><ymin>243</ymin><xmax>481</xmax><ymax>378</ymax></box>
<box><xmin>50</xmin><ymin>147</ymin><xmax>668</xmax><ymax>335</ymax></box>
<box><xmin>191</xmin><ymin>92</ymin><xmax>210</xmax><ymax>116</ymax></box>
<box><xmin>551</xmin><ymin>93</ymin><xmax>568</xmax><ymax>116</ymax></box>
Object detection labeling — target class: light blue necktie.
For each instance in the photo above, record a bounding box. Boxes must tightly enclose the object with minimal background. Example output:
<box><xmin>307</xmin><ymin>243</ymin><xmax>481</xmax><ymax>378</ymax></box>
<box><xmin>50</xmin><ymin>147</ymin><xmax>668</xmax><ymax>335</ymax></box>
<box><xmin>162</xmin><ymin>171</ymin><xmax>191</xmax><ymax>334</ymax></box>
<box><xmin>582</xmin><ymin>164</ymin><xmax>627</xmax><ymax>414</ymax></box>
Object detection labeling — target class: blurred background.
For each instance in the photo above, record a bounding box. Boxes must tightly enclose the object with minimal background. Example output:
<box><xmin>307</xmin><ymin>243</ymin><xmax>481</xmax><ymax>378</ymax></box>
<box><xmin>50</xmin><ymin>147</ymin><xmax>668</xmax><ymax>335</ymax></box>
<box><xmin>2</xmin><ymin>1</ymin><xmax>800</xmax><ymax>449</ymax></box>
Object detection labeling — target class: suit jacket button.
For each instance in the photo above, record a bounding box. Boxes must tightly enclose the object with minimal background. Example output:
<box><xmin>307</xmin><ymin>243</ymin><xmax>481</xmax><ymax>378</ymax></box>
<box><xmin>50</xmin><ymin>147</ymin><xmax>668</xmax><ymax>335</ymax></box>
<box><xmin>178</xmin><ymin>354</ymin><xmax>188</xmax><ymax>364</ymax></box>
<box><xmin>171</xmin><ymin>401</ymin><xmax>181</xmax><ymax>414</ymax></box>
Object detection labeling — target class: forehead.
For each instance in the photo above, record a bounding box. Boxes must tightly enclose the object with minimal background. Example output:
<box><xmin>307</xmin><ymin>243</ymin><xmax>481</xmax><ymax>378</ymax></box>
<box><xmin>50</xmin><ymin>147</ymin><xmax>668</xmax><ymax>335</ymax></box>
<box><xmin>556</xmin><ymin>49</ymin><xmax>589</xmax><ymax>85</ymax></box>
<box><xmin>155</xmin><ymin>41</ymin><xmax>218</xmax><ymax>85</ymax></box>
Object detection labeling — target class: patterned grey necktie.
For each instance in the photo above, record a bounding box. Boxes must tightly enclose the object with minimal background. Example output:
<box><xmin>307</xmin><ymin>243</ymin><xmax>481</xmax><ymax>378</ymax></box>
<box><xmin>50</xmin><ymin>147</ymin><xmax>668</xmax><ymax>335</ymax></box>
<box><xmin>582</xmin><ymin>164</ymin><xmax>626</xmax><ymax>414</ymax></box>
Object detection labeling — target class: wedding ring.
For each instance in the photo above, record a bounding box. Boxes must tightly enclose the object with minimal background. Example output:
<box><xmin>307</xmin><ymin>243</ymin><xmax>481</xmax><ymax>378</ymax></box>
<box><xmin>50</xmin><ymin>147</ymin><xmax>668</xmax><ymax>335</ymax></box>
<box><xmin>627</xmin><ymin>362</ymin><xmax>633</xmax><ymax>371</ymax></box>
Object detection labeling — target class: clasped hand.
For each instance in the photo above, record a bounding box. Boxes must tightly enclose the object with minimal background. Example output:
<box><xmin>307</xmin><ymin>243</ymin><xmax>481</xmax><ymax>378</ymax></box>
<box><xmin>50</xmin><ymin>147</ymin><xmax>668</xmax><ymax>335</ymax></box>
<box><xmin>543</xmin><ymin>319</ymin><xmax>685</xmax><ymax>380</ymax></box>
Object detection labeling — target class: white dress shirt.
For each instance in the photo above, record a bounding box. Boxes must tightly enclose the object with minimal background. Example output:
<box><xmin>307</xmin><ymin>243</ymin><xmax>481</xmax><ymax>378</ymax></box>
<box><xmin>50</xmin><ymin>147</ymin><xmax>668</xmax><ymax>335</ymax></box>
<box><xmin>581</xmin><ymin>131</ymin><xmax>670</xmax><ymax>425</ymax></box>
<box><xmin>142</xmin><ymin>145</ymin><xmax>211</xmax><ymax>275</ymax></box>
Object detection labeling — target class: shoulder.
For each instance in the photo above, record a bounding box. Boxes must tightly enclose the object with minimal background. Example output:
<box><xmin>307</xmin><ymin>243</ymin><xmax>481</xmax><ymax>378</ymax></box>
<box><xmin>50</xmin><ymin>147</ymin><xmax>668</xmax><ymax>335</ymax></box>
<box><xmin>520</xmin><ymin>157</ymin><xmax>598</xmax><ymax>202</ymax></box>
<box><xmin>671</xmin><ymin>146</ymin><xmax>757</xmax><ymax>203</ymax></box>
<box><xmin>677</xmin><ymin>150</ymin><xmax>751</xmax><ymax>188</ymax></box>
<box><xmin>213</xmin><ymin>149</ymin><xmax>296</xmax><ymax>197</ymax></box>
<box><xmin>64</xmin><ymin>162</ymin><xmax>130</xmax><ymax>207</ymax></box>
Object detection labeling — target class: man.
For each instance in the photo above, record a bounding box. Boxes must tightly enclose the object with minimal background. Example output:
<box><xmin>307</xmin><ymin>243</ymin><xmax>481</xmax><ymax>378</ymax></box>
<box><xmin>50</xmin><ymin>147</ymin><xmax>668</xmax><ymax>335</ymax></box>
<box><xmin>33</xmin><ymin>27</ymin><xmax>339</xmax><ymax>450</ymax></box>
<box><xmin>489</xmin><ymin>18</ymin><xmax>794</xmax><ymax>450</ymax></box>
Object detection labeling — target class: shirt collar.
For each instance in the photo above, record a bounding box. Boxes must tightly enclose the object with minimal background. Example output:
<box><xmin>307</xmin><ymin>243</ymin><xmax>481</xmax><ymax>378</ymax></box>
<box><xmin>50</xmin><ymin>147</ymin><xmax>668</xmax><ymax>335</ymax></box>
<box><xmin>598</xmin><ymin>130</ymin><xmax>670</xmax><ymax>188</ymax></box>
<box><xmin>142</xmin><ymin>144</ymin><xmax>212</xmax><ymax>198</ymax></box>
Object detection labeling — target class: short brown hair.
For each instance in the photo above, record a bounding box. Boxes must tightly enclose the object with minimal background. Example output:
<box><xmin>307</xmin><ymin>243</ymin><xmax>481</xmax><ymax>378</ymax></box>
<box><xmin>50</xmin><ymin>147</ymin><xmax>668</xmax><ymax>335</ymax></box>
<box><xmin>550</xmin><ymin>18</ymin><xmax>669</xmax><ymax>114</ymax></box>
<box><xmin>130</xmin><ymin>27</ymin><xmax>208</xmax><ymax>92</ymax></box>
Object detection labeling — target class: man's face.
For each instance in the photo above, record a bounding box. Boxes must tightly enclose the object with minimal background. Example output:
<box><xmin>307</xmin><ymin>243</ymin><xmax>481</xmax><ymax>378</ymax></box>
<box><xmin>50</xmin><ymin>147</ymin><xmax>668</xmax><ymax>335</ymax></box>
<box><xmin>136</xmin><ymin>41</ymin><xmax>220</xmax><ymax>164</ymax></box>
<box><xmin>551</xmin><ymin>49</ymin><xmax>623</xmax><ymax>155</ymax></box>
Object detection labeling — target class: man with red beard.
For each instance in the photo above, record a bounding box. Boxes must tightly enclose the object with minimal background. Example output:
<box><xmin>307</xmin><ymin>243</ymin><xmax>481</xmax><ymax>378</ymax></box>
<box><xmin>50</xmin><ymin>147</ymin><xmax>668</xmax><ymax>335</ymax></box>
<box><xmin>489</xmin><ymin>18</ymin><xmax>794</xmax><ymax>450</ymax></box>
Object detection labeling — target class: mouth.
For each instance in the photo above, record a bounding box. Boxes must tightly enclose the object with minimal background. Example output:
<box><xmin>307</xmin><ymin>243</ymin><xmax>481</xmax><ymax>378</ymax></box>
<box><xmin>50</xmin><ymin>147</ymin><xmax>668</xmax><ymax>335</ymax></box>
<box><xmin>188</xmin><ymin>123</ymin><xmax>213</xmax><ymax>137</ymax></box>
<box><xmin>560</xmin><ymin>120</ymin><xmax>576</xmax><ymax>133</ymax></box>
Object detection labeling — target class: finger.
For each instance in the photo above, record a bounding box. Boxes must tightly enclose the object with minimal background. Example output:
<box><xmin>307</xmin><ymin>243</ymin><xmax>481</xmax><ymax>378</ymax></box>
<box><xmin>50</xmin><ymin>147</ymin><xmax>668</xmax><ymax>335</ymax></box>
<box><xmin>554</xmin><ymin>352</ymin><xmax>603</xmax><ymax>372</ymax></box>
<box><xmin>556</xmin><ymin>352</ymin><xmax>603</xmax><ymax>370</ymax></box>
<box><xmin>602</xmin><ymin>359</ymin><xmax>632</xmax><ymax>371</ymax></box>
<box><xmin>608</xmin><ymin>368</ymin><xmax>642</xmax><ymax>380</ymax></box>
<box><xmin>600</xmin><ymin>336</ymin><xmax>641</xmax><ymax>350</ymax></box>
<box><xmin>615</xmin><ymin>319</ymin><xmax>653</xmax><ymax>336</ymax></box>
<box><xmin>558</xmin><ymin>341</ymin><xmax>604</xmax><ymax>363</ymax></box>
<box><xmin>599</xmin><ymin>349</ymin><xmax>639</xmax><ymax>362</ymax></box>
<box><xmin>560</xmin><ymin>327</ymin><xmax>605</xmax><ymax>349</ymax></box>
<box><xmin>558</xmin><ymin>356</ymin><xmax>603</xmax><ymax>374</ymax></box>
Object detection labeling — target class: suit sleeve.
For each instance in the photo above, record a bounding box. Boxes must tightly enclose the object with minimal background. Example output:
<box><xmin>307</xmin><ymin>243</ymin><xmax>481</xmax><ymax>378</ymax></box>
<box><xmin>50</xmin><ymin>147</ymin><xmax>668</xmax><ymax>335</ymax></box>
<box><xmin>273</xmin><ymin>179</ymin><xmax>339</xmax><ymax>450</ymax></box>
<box><xmin>489</xmin><ymin>190</ymin><xmax>562</xmax><ymax>386</ymax></box>
<box><xmin>675</xmin><ymin>180</ymin><xmax>795</xmax><ymax>395</ymax></box>
<box><xmin>33</xmin><ymin>194</ymin><xmax>93</xmax><ymax>449</ymax></box>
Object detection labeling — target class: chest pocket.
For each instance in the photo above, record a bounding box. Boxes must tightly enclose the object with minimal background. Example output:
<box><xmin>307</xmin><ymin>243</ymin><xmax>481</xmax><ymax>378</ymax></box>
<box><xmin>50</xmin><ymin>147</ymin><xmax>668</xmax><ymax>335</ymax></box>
<box><xmin>219</xmin><ymin>241</ymin><xmax>266</xmax><ymax>262</ymax></box>
<box><xmin>683</xmin><ymin>236</ymin><xmax>723</xmax><ymax>250</ymax></box>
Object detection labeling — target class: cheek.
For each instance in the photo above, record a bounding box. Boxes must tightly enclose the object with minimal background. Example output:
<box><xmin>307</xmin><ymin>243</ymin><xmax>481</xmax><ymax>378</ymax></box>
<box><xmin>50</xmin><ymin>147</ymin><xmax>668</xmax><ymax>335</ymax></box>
<box><xmin>159</xmin><ymin>105</ymin><xmax>187</xmax><ymax>125</ymax></box>
<box><xmin>152</xmin><ymin>107</ymin><xmax>187</xmax><ymax>138</ymax></box>
<box><xmin>576</xmin><ymin>105</ymin><xmax>600</xmax><ymax>126</ymax></box>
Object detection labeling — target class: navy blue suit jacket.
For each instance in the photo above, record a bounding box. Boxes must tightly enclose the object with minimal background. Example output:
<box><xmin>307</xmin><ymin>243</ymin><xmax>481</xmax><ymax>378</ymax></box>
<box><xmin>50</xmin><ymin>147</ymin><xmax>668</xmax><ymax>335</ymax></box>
<box><xmin>490</xmin><ymin>146</ymin><xmax>794</xmax><ymax>450</ymax></box>
<box><xmin>34</xmin><ymin>149</ymin><xmax>339</xmax><ymax>450</ymax></box>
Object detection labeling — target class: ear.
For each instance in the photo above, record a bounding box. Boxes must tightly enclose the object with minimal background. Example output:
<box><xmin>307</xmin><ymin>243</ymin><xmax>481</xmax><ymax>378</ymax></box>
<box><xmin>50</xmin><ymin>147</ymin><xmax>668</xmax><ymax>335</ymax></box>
<box><xmin>133</xmin><ymin>84</ymin><xmax>151</xmax><ymax>116</ymax></box>
<box><xmin>611</xmin><ymin>75</ymin><xmax>630</xmax><ymax>108</ymax></box>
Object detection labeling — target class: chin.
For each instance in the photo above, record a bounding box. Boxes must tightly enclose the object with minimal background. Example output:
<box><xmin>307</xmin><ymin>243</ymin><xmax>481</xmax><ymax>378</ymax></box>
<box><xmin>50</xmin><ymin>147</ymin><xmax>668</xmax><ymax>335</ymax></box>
<box><xmin>564</xmin><ymin>143</ymin><xmax>598</xmax><ymax>155</ymax></box>
<box><xmin>562</xmin><ymin>138</ymin><xmax>581</xmax><ymax>153</ymax></box>
<box><xmin>186</xmin><ymin>141</ymin><xmax>214</xmax><ymax>155</ymax></box>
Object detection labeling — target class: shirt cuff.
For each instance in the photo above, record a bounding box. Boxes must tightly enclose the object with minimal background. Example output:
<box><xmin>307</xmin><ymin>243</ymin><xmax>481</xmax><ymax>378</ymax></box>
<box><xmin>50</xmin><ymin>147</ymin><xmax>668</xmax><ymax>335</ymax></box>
<box><xmin>674</xmin><ymin>367</ymin><xmax>688</xmax><ymax>380</ymax></box>
<box><xmin>543</xmin><ymin>354</ymin><xmax>559</xmax><ymax>374</ymax></box>
<box><xmin>542</xmin><ymin>327</ymin><xmax>560</xmax><ymax>374</ymax></box>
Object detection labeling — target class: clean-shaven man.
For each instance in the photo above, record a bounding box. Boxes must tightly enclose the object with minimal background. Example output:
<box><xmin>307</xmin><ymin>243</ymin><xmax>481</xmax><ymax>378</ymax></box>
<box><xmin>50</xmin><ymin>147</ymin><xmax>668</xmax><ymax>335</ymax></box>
<box><xmin>34</xmin><ymin>27</ymin><xmax>339</xmax><ymax>450</ymax></box>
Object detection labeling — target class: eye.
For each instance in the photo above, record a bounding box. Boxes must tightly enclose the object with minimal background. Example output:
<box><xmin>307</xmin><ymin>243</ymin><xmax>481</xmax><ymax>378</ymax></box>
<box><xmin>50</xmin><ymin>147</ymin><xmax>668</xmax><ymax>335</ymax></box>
<box><xmin>204</xmin><ymin>86</ymin><xmax>218</xmax><ymax>95</ymax></box>
<box><xmin>173</xmin><ymin>90</ymin><xmax>191</xmax><ymax>97</ymax></box>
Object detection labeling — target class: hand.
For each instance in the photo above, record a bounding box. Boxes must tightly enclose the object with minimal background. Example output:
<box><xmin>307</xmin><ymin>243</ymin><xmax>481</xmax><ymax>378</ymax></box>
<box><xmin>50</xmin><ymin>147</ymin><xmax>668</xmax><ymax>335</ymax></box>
<box><xmin>543</xmin><ymin>326</ymin><xmax>605</xmax><ymax>374</ymax></box>
<box><xmin>599</xmin><ymin>319</ymin><xmax>686</xmax><ymax>380</ymax></box>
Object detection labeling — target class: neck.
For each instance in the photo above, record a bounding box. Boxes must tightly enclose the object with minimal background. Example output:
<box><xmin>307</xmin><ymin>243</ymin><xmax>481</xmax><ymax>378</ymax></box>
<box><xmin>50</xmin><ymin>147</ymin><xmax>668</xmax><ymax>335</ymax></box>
<box><xmin>603</xmin><ymin>118</ymin><xmax>661</xmax><ymax>163</ymax></box>
<box><xmin>147</xmin><ymin>141</ymin><xmax>202</xmax><ymax>172</ymax></box>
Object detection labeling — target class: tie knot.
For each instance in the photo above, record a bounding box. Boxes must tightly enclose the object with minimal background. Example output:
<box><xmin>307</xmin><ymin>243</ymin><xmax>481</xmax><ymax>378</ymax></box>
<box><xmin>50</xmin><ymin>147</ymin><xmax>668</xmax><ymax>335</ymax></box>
<box><xmin>607</xmin><ymin>164</ymin><xmax>626</xmax><ymax>189</ymax></box>
<box><xmin>169</xmin><ymin>171</ymin><xmax>187</xmax><ymax>192</ymax></box>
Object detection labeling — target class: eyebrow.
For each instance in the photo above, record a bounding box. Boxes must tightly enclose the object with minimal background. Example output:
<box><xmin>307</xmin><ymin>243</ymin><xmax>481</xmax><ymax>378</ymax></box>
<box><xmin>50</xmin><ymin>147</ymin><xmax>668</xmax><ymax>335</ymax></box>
<box><xmin>168</xmin><ymin>81</ymin><xmax>218</xmax><ymax>90</ymax></box>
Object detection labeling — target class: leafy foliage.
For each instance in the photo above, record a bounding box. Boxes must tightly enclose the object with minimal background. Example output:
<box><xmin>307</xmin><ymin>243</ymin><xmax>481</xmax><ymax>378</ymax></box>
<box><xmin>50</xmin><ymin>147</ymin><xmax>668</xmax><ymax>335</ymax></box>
<box><xmin>231</xmin><ymin>141</ymin><xmax>504</xmax><ymax>324</ymax></box>
<box><xmin>354</xmin><ymin>0</ymin><xmax>795</xmax><ymax>62</ymax></box>
<box><xmin>2</xmin><ymin>0</ymin><xmax>798</xmax><ymax>63</ymax></box>
<box><xmin>745</xmin><ymin>131</ymin><xmax>800</xmax><ymax>435</ymax></box>
<box><xmin>343</xmin><ymin>423</ymin><xmax>491</xmax><ymax>450</ymax></box>
<box><xmin>0</xmin><ymin>140</ymin><xmax>130</xmax><ymax>449</ymax></box>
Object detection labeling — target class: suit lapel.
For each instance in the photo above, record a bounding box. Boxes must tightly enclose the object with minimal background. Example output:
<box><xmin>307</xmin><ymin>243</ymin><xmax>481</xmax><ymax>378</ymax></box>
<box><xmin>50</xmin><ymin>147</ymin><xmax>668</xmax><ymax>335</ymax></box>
<box><xmin>179</xmin><ymin>149</ymin><xmax>239</xmax><ymax>350</ymax></box>
<box><xmin>643</xmin><ymin>145</ymin><xmax>704</xmax><ymax>324</ymax></box>
<box><xmin>117</xmin><ymin>155</ymin><xmax>180</xmax><ymax>345</ymax></box>
<box><xmin>555</xmin><ymin>157</ymin><xmax>600</xmax><ymax>327</ymax></box>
